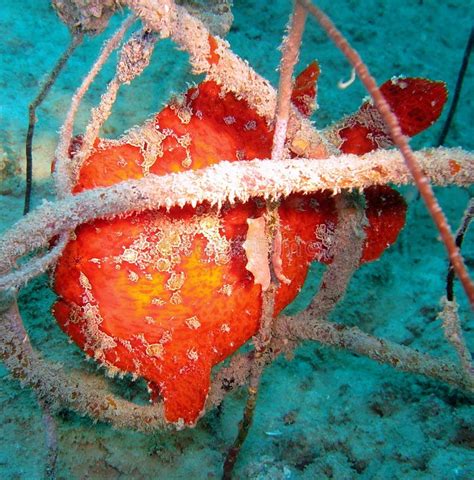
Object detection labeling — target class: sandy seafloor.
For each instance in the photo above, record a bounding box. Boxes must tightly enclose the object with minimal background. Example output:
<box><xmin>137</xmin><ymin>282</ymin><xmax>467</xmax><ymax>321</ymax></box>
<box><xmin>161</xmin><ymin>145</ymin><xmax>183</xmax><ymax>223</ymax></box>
<box><xmin>1</xmin><ymin>0</ymin><xmax>473</xmax><ymax>478</ymax></box>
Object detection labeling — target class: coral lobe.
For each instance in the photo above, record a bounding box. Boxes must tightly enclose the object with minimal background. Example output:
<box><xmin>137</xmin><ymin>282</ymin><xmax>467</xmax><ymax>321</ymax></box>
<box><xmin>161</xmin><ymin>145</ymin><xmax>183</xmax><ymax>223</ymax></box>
<box><xmin>53</xmin><ymin>69</ymin><xmax>435</xmax><ymax>424</ymax></box>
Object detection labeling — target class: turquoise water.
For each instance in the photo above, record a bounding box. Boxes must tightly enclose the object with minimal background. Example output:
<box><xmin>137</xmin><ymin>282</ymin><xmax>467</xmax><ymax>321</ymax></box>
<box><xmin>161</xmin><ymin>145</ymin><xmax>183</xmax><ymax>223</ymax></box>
<box><xmin>0</xmin><ymin>1</ymin><xmax>473</xmax><ymax>478</ymax></box>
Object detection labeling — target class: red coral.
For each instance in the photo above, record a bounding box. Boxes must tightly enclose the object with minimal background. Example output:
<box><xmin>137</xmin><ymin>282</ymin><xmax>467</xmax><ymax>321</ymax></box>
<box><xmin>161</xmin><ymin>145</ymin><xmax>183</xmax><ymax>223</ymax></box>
<box><xmin>291</xmin><ymin>61</ymin><xmax>320</xmax><ymax>117</ymax></box>
<box><xmin>53</xmin><ymin>69</ymin><xmax>440</xmax><ymax>424</ymax></box>
<box><xmin>337</xmin><ymin>77</ymin><xmax>447</xmax><ymax>155</ymax></box>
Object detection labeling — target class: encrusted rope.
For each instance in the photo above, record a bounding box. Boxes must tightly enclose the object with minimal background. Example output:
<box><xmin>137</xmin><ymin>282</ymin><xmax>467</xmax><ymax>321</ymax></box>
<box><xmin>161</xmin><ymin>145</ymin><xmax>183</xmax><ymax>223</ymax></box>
<box><xmin>1</xmin><ymin>148</ymin><xmax>472</xmax><ymax>282</ymax></box>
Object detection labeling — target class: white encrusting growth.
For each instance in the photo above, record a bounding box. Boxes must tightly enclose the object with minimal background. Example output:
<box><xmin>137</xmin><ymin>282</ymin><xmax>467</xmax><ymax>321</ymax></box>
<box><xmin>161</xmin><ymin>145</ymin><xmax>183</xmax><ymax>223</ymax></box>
<box><xmin>0</xmin><ymin>147</ymin><xmax>473</xmax><ymax>285</ymax></box>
